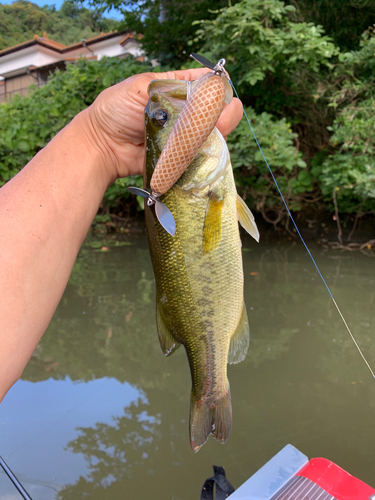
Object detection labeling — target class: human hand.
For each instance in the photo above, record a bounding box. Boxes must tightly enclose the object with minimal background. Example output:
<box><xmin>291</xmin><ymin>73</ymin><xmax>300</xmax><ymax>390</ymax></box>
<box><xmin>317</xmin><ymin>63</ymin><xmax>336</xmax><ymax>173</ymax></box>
<box><xmin>85</xmin><ymin>69</ymin><xmax>243</xmax><ymax>181</ymax></box>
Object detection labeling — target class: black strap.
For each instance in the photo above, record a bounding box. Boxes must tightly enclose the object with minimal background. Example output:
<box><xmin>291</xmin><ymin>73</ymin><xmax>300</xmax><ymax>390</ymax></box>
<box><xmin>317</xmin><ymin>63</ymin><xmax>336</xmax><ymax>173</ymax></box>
<box><xmin>200</xmin><ymin>465</ymin><xmax>235</xmax><ymax>500</ymax></box>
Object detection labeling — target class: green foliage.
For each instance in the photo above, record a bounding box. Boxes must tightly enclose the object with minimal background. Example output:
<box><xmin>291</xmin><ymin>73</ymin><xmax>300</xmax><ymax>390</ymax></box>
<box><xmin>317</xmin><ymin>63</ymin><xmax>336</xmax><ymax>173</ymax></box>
<box><xmin>80</xmin><ymin>0</ymin><xmax>239</xmax><ymax>67</ymax></box>
<box><xmin>0</xmin><ymin>57</ymin><xmax>150</xmax><ymax>210</ymax></box>
<box><xmin>193</xmin><ymin>0</ymin><xmax>336</xmax><ymax>161</ymax></box>
<box><xmin>193</xmin><ymin>0</ymin><xmax>336</xmax><ymax>87</ymax></box>
<box><xmin>228</xmin><ymin>107</ymin><xmax>309</xmax><ymax>217</ymax></box>
<box><xmin>0</xmin><ymin>0</ymin><xmax>120</xmax><ymax>50</ymax></box>
<box><xmin>288</xmin><ymin>0</ymin><xmax>375</xmax><ymax>51</ymax></box>
<box><xmin>104</xmin><ymin>175</ymin><xmax>144</xmax><ymax>209</ymax></box>
<box><xmin>318</xmin><ymin>30</ymin><xmax>375</xmax><ymax>215</ymax></box>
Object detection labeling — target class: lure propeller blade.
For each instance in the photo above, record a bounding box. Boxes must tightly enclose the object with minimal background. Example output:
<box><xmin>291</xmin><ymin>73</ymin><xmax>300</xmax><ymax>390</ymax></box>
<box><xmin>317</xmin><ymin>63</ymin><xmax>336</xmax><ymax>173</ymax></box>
<box><xmin>127</xmin><ymin>187</ymin><xmax>176</xmax><ymax>236</ymax></box>
<box><xmin>155</xmin><ymin>200</ymin><xmax>176</xmax><ymax>237</ymax></box>
<box><xmin>190</xmin><ymin>53</ymin><xmax>216</xmax><ymax>70</ymax></box>
<box><xmin>127</xmin><ymin>186</ymin><xmax>150</xmax><ymax>198</ymax></box>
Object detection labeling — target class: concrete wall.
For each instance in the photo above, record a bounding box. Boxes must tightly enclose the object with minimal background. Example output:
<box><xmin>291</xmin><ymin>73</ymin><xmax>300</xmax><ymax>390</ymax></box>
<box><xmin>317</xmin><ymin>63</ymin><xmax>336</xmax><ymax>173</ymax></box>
<box><xmin>63</xmin><ymin>35</ymin><xmax>143</xmax><ymax>61</ymax></box>
<box><xmin>0</xmin><ymin>46</ymin><xmax>61</xmax><ymax>76</ymax></box>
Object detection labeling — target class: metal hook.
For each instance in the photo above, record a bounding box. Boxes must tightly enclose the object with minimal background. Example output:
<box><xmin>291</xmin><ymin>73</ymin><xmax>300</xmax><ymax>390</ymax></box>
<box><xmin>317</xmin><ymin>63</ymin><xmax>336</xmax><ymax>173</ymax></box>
<box><xmin>213</xmin><ymin>58</ymin><xmax>226</xmax><ymax>75</ymax></box>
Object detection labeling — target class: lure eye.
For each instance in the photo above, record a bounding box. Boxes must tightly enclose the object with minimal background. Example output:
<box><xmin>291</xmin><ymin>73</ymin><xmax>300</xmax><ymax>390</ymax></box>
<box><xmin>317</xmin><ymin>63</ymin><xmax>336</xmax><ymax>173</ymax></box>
<box><xmin>152</xmin><ymin>109</ymin><xmax>169</xmax><ymax>127</ymax></box>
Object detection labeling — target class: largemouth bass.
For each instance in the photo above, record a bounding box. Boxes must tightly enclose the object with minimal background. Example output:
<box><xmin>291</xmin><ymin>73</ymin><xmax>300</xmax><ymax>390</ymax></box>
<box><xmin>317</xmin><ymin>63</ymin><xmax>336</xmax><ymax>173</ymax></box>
<box><xmin>144</xmin><ymin>79</ymin><xmax>259</xmax><ymax>452</ymax></box>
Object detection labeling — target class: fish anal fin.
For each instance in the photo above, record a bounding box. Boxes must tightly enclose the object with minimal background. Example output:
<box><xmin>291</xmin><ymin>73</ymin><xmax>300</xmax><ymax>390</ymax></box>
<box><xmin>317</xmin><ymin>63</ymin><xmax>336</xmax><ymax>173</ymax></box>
<box><xmin>228</xmin><ymin>303</ymin><xmax>250</xmax><ymax>365</ymax></box>
<box><xmin>190</xmin><ymin>386</ymin><xmax>232</xmax><ymax>452</ymax></box>
<box><xmin>203</xmin><ymin>195</ymin><xmax>223</xmax><ymax>254</ymax></box>
<box><xmin>236</xmin><ymin>194</ymin><xmax>260</xmax><ymax>242</ymax></box>
<box><xmin>156</xmin><ymin>302</ymin><xmax>181</xmax><ymax>356</ymax></box>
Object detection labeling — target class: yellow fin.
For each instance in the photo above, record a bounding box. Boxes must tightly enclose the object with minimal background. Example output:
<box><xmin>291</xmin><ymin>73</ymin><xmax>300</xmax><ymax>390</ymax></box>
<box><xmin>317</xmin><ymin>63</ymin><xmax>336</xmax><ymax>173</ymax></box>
<box><xmin>228</xmin><ymin>303</ymin><xmax>250</xmax><ymax>365</ymax></box>
<box><xmin>156</xmin><ymin>302</ymin><xmax>181</xmax><ymax>356</ymax></box>
<box><xmin>236</xmin><ymin>194</ymin><xmax>260</xmax><ymax>242</ymax></box>
<box><xmin>203</xmin><ymin>196</ymin><xmax>223</xmax><ymax>254</ymax></box>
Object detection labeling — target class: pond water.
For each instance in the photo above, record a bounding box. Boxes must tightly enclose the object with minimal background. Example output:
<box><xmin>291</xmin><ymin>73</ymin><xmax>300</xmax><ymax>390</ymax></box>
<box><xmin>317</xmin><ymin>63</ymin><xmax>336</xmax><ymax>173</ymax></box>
<box><xmin>1</xmin><ymin>229</ymin><xmax>375</xmax><ymax>498</ymax></box>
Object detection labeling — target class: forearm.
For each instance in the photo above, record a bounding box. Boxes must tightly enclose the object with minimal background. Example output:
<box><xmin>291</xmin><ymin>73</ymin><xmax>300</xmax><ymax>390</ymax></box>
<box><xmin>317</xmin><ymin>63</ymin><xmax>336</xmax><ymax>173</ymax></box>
<box><xmin>0</xmin><ymin>109</ymin><xmax>112</xmax><ymax>401</ymax></box>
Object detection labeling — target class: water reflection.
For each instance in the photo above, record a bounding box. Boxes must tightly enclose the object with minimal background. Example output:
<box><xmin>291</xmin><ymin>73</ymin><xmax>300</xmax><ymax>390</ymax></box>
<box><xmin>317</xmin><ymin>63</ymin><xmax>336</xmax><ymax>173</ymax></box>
<box><xmin>1</xmin><ymin>232</ymin><xmax>375</xmax><ymax>499</ymax></box>
<box><xmin>59</xmin><ymin>398</ymin><xmax>161</xmax><ymax>499</ymax></box>
<box><xmin>1</xmin><ymin>377</ymin><xmax>146</xmax><ymax>499</ymax></box>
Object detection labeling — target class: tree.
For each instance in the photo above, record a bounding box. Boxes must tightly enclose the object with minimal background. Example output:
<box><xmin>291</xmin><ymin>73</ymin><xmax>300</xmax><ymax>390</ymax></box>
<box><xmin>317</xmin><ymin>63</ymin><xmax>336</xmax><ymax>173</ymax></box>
<box><xmin>0</xmin><ymin>0</ymin><xmax>120</xmax><ymax>50</ymax></box>
<box><xmin>289</xmin><ymin>0</ymin><xmax>375</xmax><ymax>51</ymax></box>
<box><xmin>77</xmin><ymin>0</ymin><xmax>240</xmax><ymax>66</ymax></box>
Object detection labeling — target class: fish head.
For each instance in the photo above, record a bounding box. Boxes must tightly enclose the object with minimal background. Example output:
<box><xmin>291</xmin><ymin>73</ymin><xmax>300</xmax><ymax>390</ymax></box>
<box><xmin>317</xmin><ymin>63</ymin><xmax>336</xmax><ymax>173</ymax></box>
<box><xmin>144</xmin><ymin>80</ymin><xmax>189</xmax><ymax>186</ymax></box>
<box><xmin>144</xmin><ymin>79</ymin><xmax>230</xmax><ymax>196</ymax></box>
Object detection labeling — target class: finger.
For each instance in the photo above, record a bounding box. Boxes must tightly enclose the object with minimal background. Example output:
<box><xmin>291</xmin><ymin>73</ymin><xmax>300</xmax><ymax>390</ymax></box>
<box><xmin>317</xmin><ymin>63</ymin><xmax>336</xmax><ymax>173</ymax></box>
<box><xmin>217</xmin><ymin>97</ymin><xmax>243</xmax><ymax>139</ymax></box>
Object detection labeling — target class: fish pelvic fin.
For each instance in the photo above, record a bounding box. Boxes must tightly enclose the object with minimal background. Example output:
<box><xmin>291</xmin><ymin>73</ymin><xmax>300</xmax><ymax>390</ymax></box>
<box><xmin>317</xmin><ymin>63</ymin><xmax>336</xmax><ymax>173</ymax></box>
<box><xmin>156</xmin><ymin>302</ymin><xmax>181</xmax><ymax>356</ymax></box>
<box><xmin>190</xmin><ymin>386</ymin><xmax>232</xmax><ymax>453</ymax></box>
<box><xmin>228</xmin><ymin>302</ymin><xmax>250</xmax><ymax>365</ymax></box>
<box><xmin>236</xmin><ymin>194</ymin><xmax>260</xmax><ymax>242</ymax></box>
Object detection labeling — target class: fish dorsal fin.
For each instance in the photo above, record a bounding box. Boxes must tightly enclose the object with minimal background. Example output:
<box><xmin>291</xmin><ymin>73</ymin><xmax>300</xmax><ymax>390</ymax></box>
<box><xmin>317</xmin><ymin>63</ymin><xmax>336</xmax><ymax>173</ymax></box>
<box><xmin>156</xmin><ymin>302</ymin><xmax>181</xmax><ymax>356</ymax></box>
<box><xmin>203</xmin><ymin>195</ymin><xmax>224</xmax><ymax>254</ymax></box>
<box><xmin>236</xmin><ymin>194</ymin><xmax>260</xmax><ymax>242</ymax></box>
<box><xmin>228</xmin><ymin>303</ymin><xmax>250</xmax><ymax>365</ymax></box>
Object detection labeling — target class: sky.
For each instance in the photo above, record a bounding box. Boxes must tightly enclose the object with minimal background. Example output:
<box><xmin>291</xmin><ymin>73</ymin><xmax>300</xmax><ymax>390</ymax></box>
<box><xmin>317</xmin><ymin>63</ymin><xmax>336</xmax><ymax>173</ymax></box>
<box><xmin>0</xmin><ymin>0</ymin><xmax>123</xmax><ymax>20</ymax></box>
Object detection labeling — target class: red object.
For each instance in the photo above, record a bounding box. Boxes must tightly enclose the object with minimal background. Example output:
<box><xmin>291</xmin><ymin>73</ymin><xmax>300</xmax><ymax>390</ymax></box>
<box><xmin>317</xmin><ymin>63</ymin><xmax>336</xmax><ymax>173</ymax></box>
<box><xmin>298</xmin><ymin>458</ymin><xmax>375</xmax><ymax>499</ymax></box>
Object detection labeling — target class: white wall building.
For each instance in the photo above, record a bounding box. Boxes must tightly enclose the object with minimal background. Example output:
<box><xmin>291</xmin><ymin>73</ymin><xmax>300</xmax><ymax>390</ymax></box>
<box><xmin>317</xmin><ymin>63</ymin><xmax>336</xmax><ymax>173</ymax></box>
<box><xmin>0</xmin><ymin>31</ymin><xmax>143</xmax><ymax>102</ymax></box>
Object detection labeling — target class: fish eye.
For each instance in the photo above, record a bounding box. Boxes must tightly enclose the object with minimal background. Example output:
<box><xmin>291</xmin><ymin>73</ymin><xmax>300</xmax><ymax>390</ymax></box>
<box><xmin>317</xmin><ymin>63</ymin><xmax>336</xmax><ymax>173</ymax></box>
<box><xmin>152</xmin><ymin>109</ymin><xmax>169</xmax><ymax>126</ymax></box>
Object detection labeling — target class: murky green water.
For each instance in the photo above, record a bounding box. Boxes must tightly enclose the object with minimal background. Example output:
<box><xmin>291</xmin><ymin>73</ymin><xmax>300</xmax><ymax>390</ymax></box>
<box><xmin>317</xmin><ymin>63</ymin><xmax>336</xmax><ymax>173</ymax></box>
<box><xmin>1</xmin><ymin>230</ymin><xmax>375</xmax><ymax>498</ymax></box>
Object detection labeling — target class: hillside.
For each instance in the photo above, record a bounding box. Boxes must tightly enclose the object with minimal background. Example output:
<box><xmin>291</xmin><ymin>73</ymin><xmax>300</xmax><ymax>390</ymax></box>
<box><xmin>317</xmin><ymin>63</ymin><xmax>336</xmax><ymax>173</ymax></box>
<box><xmin>0</xmin><ymin>0</ymin><xmax>121</xmax><ymax>50</ymax></box>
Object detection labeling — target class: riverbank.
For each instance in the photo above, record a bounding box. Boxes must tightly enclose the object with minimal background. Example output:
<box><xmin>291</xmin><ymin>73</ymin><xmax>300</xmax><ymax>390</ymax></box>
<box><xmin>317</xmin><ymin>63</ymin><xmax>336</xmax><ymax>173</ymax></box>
<box><xmin>91</xmin><ymin>208</ymin><xmax>375</xmax><ymax>254</ymax></box>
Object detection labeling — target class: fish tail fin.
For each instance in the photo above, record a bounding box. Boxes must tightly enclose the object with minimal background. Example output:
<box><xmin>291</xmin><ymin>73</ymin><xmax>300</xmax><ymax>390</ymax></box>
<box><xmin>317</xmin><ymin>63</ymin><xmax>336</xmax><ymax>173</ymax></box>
<box><xmin>190</xmin><ymin>386</ymin><xmax>232</xmax><ymax>453</ymax></box>
<box><xmin>212</xmin><ymin>390</ymin><xmax>232</xmax><ymax>444</ymax></box>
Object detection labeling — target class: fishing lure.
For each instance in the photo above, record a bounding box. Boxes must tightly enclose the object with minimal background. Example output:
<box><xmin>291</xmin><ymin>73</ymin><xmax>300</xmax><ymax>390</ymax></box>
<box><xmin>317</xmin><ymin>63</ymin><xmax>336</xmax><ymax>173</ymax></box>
<box><xmin>128</xmin><ymin>56</ymin><xmax>232</xmax><ymax>236</ymax></box>
<box><xmin>150</xmin><ymin>57</ymin><xmax>232</xmax><ymax>196</ymax></box>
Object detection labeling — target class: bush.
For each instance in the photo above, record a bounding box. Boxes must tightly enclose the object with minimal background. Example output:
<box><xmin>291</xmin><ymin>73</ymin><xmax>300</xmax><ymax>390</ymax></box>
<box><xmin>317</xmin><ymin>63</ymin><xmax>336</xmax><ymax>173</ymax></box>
<box><xmin>319</xmin><ymin>29</ymin><xmax>375</xmax><ymax>215</ymax></box>
<box><xmin>227</xmin><ymin>106</ymin><xmax>310</xmax><ymax>222</ymax></box>
<box><xmin>0</xmin><ymin>56</ymin><xmax>150</xmax><ymax>206</ymax></box>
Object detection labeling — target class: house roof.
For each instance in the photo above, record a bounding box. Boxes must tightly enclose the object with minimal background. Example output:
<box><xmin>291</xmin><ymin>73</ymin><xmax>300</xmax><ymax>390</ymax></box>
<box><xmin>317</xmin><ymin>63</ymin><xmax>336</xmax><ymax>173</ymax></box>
<box><xmin>119</xmin><ymin>32</ymin><xmax>143</xmax><ymax>46</ymax></box>
<box><xmin>0</xmin><ymin>30</ymin><xmax>138</xmax><ymax>58</ymax></box>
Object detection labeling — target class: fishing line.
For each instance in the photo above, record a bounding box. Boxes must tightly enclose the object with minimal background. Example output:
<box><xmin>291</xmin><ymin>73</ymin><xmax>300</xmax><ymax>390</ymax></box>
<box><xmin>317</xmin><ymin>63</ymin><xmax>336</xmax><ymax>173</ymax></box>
<box><xmin>230</xmin><ymin>82</ymin><xmax>375</xmax><ymax>380</ymax></box>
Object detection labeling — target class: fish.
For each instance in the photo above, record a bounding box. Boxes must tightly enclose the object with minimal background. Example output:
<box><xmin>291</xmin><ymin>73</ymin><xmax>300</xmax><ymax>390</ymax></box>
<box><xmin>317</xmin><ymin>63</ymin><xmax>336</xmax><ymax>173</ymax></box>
<box><xmin>143</xmin><ymin>78</ymin><xmax>259</xmax><ymax>452</ymax></box>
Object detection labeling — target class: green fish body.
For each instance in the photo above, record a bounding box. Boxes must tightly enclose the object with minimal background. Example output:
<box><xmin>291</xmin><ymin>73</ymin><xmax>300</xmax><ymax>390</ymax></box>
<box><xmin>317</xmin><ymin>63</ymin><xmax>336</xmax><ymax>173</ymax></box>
<box><xmin>144</xmin><ymin>79</ymin><xmax>258</xmax><ymax>452</ymax></box>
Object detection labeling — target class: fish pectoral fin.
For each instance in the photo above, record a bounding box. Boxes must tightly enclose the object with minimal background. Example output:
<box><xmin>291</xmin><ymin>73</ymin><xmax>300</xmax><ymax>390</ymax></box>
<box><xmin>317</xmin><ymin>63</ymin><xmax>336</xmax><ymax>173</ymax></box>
<box><xmin>228</xmin><ymin>303</ymin><xmax>250</xmax><ymax>365</ymax></box>
<box><xmin>156</xmin><ymin>303</ymin><xmax>181</xmax><ymax>356</ymax></box>
<box><xmin>203</xmin><ymin>195</ymin><xmax>224</xmax><ymax>254</ymax></box>
<box><xmin>236</xmin><ymin>194</ymin><xmax>260</xmax><ymax>242</ymax></box>
<box><xmin>190</xmin><ymin>386</ymin><xmax>232</xmax><ymax>453</ymax></box>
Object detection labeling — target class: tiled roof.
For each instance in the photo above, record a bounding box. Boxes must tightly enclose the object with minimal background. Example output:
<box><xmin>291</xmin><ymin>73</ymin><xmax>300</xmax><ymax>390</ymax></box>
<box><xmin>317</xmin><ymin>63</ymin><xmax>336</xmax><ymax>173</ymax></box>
<box><xmin>0</xmin><ymin>31</ymin><xmax>132</xmax><ymax>58</ymax></box>
<box><xmin>119</xmin><ymin>32</ymin><xmax>143</xmax><ymax>46</ymax></box>
<box><xmin>34</xmin><ymin>34</ymin><xmax>67</xmax><ymax>50</ymax></box>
